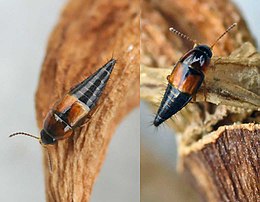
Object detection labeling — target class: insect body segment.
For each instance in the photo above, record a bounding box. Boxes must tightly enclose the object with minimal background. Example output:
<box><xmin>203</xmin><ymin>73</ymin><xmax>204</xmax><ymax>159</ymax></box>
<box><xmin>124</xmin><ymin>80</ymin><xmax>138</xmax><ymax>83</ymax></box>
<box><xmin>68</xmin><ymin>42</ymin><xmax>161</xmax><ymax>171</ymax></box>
<box><xmin>154</xmin><ymin>23</ymin><xmax>237</xmax><ymax>127</ymax></box>
<box><xmin>70</xmin><ymin>59</ymin><xmax>115</xmax><ymax>110</ymax></box>
<box><xmin>11</xmin><ymin>59</ymin><xmax>116</xmax><ymax>145</ymax></box>
<box><xmin>153</xmin><ymin>84</ymin><xmax>192</xmax><ymax>127</ymax></box>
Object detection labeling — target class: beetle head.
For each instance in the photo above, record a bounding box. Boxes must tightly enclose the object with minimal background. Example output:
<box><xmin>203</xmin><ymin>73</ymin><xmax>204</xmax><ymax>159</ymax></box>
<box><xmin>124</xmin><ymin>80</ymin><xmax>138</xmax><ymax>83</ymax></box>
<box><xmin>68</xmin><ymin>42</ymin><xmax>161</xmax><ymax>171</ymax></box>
<box><xmin>40</xmin><ymin>129</ymin><xmax>57</xmax><ymax>145</ymax></box>
<box><xmin>195</xmin><ymin>45</ymin><xmax>212</xmax><ymax>58</ymax></box>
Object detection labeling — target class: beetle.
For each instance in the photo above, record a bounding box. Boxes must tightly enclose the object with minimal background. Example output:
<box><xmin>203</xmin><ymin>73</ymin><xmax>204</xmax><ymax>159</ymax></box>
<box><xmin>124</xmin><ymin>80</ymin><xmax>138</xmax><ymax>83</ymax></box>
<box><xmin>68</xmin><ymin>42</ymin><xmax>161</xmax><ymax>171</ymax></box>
<box><xmin>10</xmin><ymin>59</ymin><xmax>116</xmax><ymax>144</ymax></box>
<box><xmin>153</xmin><ymin>23</ymin><xmax>237</xmax><ymax>127</ymax></box>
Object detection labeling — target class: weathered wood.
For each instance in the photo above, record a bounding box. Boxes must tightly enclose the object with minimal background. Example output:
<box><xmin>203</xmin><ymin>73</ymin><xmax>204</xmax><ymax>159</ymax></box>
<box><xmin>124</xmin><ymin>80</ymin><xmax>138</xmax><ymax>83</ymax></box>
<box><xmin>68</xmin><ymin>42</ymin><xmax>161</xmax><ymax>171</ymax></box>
<box><xmin>141</xmin><ymin>0</ymin><xmax>255</xmax><ymax>67</ymax></box>
<box><xmin>180</xmin><ymin>124</ymin><xmax>260</xmax><ymax>202</ymax></box>
<box><xmin>141</xmin><ymin>42</ymin><xmax>260</xmax><ymax>111</ymax></box>
<box><xmin>141</xmin><ymin>42</ymin><xmax>260</xmax><ymax>143</ymax></box>
<box><xmin>35</xmin><ymin>0</ymin><xmax>139</xmax><ymax>201</ymax></box>
<box><xmin>141</xmin><ymin>0</ymin><xmax>259</xmax><ymax>201</ymax></box>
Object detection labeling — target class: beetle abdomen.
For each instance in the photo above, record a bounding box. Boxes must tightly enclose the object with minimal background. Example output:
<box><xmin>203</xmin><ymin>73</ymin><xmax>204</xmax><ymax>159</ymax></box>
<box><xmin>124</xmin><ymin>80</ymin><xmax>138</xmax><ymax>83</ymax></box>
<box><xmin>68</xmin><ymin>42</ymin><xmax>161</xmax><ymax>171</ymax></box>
<box><xmin>70</xmin><ymin>59</ymin><xmax>116</xmax><ymax>110</ymax></box>
<box><xmin>153</xmin><ymin>84</ymin><xmax>192</xmax><ymax>127</ymax></box>
<box><xmin>154</xmin><ymin>61</ymin><xmax>204</xmax><ymax>127</ymax></box>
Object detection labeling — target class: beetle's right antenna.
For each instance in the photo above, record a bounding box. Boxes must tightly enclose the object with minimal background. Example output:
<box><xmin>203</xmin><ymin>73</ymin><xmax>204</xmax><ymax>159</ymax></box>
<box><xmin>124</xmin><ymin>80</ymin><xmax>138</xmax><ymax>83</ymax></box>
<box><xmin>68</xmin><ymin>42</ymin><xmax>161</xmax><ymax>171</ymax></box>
<box><xmin>9</xmin><ymin>132</ymin><xmax>40</xmax><ymax>140</ymax></box>
<box><xmin>210</xmin><ymin>23</ymin><xmax>237</xmax><ymax>49</ymax></box>
<box><xmin>44</xmin><ymin>147</ymin><xmax>53</xmax><ymax>173</ymax></box>
<box><xmin>169</xmin><ymin>27</ymin><xmax>197</xmax><ymax>45</ymax></box>
<box><xmin>10</xmin><ymin>132</ymin><xmax>53</xmax><ymax>172</ymax></box>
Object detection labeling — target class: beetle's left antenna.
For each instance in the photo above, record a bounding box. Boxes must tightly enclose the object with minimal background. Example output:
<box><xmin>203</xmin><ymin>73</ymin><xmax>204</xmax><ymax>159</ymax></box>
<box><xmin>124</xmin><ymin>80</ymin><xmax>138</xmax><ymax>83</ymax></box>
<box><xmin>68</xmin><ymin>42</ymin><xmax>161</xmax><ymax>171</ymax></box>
<box><xmin>169</xmin><ymin>27</ymin><xmax>197</xmax><ymax>45</ymax></box>
<box><xmin>9</xmin><ymin>132</ymin><xmax>39</xmax><ymax>140</ymax></box>
<box><xmin>44</xmin><ymin>147</ymin><xmax>53</xmax><ymax>173</ymax></box>
<box><xmin>10</xmin><ymin>132</ymin><xmax>53</xmax><ymax>173</ymax></box>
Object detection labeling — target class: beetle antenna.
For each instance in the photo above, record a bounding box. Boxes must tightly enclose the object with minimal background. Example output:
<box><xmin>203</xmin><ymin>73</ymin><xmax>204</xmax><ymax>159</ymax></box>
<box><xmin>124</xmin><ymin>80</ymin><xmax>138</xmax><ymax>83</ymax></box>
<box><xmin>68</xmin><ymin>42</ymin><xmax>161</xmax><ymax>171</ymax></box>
<box><xmin>9</xmin><ymin>132</ymin><xmax>40</xmax><ymax>140</ymax></box>
<box><xmin>169</xmin><ymin>27</ymin><xmax>197</xmax><ymax>45</ymax></box>
<box><xmin>44</xmin><ymin>147</ymin><xmax>53</xmax><ymax>173</ymax></box>
<box><xmin>210</xmin><ymin>23</ymin><xmax>237</xmax><ymax>49</ymax></box>
<box><xmin>9</xmin><ymin>132</ymin><xmax>53</xmax><ymax>172</ymax></box>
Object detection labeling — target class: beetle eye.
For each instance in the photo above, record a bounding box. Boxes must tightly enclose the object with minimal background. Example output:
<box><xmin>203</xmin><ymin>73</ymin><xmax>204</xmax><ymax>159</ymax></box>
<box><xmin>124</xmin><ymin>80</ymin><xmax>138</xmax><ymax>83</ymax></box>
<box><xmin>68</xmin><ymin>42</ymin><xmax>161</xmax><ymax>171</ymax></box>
<box><xmin>40</xmin><ymin>130</ymin><xmax>56</xmax><ymax>145</ymax></box>
<box><xmin>197</xmin><ymin>45</ymin><xmax>212</xmax><ymax>58</ymax></box>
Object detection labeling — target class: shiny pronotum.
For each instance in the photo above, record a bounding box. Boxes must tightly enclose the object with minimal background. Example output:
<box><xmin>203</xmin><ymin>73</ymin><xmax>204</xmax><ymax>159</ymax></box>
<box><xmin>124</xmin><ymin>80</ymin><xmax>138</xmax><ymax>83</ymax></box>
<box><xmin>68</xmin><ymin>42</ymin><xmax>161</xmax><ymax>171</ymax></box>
<box><xmin>153</xmin><ymin>23</ymin><xmax>237</xmax><ymax>127</ymax></box>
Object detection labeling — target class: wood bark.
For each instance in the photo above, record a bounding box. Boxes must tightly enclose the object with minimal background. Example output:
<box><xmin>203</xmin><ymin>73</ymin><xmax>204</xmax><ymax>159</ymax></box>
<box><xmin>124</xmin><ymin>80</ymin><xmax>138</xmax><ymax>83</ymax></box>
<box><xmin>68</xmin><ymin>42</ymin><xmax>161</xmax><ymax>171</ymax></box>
<box><xmin>35</xmin><ymin>0</ymin><xmax>139</xmax><ymax>201</ymax></box>
<box><xmin>180</xmin><ymin>123</ymin><xmax>259</xmax><ymax>202</ymax></box>
<box><xmin>141</xmin><ymin>0</ymin><xmax>259</xmax><ymax>201</ymax></box>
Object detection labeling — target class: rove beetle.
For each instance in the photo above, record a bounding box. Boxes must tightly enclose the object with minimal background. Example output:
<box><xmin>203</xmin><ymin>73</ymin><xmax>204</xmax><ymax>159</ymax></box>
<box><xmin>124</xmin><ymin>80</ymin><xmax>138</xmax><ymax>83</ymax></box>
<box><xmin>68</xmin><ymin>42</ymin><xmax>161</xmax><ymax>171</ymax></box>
<box><xmin>153</xmin><ymin>23</ymin><xmax>237</xmax><ymax>127</ymax></box>
<box><xmin>10</xmin><ymin>59</ymin><xmax>116</xmax><ymax>145</ymax></box>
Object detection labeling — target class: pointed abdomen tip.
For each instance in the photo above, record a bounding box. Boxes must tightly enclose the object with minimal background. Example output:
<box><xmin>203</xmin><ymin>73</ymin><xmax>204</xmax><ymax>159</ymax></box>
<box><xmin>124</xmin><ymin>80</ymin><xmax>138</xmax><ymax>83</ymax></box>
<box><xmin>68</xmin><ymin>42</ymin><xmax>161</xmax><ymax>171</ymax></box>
<box><xmin>108</xmin><ymin>58</ymin><xmax>117</xmax><ymax>66</ymax></box>
<box><xmin>153</xmin><ymin>115</ymin><xmax>164</xmax><ymax>127</ymax></box>
<box><xmin>104</xmin><ymin>58</ymin><xmax>116</xmax><ymax>72</ymax></box>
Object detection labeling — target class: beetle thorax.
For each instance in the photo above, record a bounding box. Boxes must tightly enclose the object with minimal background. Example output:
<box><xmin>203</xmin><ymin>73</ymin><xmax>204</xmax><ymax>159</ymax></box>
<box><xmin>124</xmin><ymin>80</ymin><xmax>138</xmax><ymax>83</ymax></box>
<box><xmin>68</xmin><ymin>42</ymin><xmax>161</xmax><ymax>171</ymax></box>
<box><xmin>181</xmin><ymin>46</ymin><xmax>212</xmax><ymax>71</ymax></box>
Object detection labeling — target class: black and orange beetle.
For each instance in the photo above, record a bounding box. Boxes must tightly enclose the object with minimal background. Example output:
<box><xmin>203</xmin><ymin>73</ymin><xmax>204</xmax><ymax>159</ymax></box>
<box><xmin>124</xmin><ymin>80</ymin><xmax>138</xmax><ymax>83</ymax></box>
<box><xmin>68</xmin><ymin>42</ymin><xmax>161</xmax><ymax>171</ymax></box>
<box><xmin>10</xmin><ymin>59</ymin><xmax>116</xmax><ymax>145</ymax></box>
<box><xmin>153</xmin><ymin>23</ymin><xmax>237</xmax><ymax>127</ymax></box>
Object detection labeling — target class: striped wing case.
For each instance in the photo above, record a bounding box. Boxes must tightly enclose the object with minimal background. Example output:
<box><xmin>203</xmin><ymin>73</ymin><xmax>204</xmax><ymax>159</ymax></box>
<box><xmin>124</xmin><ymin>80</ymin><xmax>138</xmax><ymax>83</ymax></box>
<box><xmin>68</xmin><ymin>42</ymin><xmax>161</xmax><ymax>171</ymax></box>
<box><xmin>70</xmin><ymin>59</ymin><xmax>116</xmax><ymax>110</ymax></box>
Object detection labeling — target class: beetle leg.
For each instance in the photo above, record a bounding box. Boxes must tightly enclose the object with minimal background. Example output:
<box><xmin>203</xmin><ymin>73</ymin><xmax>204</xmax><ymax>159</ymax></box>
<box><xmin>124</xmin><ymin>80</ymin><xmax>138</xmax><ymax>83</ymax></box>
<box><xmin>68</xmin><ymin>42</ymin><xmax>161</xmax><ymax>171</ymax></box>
<box><xmin>79</xmin><ymin>116</ymin><xmax>92</xmax><ymax>128</ymax></box>
<box><xmin>212</xmin><ymin>57</ymin><xmax>221</xmax><ymax>70</ymax></box>
<box><xmin>79</xmin><ymin>121</ymin><xmax>89</xmax><ymax>128</ymax></box>
<box><xmin>191</xmin><ymin>94</ymin><xmax>197</xmax><ymax>103</ymax></box>
<box><xmin>203</xmin><ymin>81</ymin><xmax>208</xmax><ymax>102</ymax></box>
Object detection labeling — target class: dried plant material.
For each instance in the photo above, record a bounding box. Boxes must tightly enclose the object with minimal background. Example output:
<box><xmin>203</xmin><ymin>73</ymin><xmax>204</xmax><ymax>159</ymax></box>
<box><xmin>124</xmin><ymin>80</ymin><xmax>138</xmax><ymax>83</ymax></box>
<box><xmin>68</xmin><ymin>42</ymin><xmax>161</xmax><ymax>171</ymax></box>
<box><xmin>35</xmin><ymin>0</ymin><xmax>139</xmax><ymax>201</ymax></box>
<box><xmin>141</xmin><ymin>42</ymin><xmax>260</xmax><ymax>111</ymax></box>
<box><xmin>141</xmin><ymin>42</ymin><xmax>260</xmax><ymax>145</ymax></box>
<box><xmin>141</xmin><ymin>0</ymin><xmax>260</xmax><ymax>201</ymax></box>
<box><xmin>141</xmin><ymin>0</ymin><xmax>255</xmax><ymax>68</ymax></box>
<box><xmin>180</xmin><ymin>123</ymin><xmax>260</xmax><ymax>202</ymax></box>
